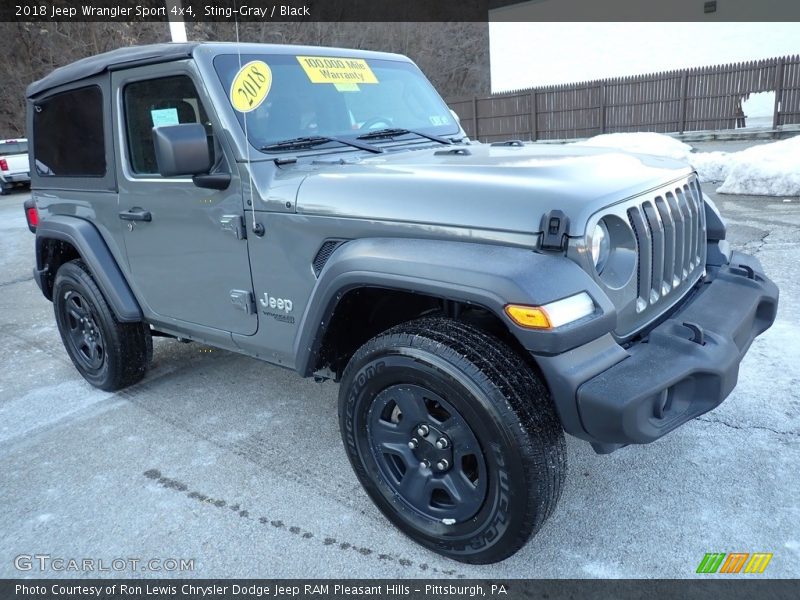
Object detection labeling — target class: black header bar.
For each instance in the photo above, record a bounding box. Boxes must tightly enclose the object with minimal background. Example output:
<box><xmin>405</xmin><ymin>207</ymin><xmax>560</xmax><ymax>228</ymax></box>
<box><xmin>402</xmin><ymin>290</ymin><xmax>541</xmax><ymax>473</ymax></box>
<box><xmin>3</xmin><ymin>0</ymin><xmax>800</xmax><ymax>22</ymax></box>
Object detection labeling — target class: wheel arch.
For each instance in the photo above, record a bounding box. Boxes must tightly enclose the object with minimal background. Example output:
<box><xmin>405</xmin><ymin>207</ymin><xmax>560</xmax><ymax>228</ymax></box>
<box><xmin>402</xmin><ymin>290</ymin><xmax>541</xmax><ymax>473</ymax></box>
<box><xmin>35</xmin><ymin>215</ymin><xmax>143</xmax><ymax>322</ymax></box>
<box><xmin>294</xmin><ymin>237</ymin><xmax>616</xmax><ymax>377</ymax></box>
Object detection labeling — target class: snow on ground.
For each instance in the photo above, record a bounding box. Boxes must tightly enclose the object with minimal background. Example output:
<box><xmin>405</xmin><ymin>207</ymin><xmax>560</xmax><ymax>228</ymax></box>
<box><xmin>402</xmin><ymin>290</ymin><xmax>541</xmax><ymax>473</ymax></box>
<box><xmin>571</xmin><ymin>133</ymin><xmax>800</xmax><ymax>197</ymax></box>
<box><xmin>573</xmin><ymin>132</ymin><xmax>695</xmax><ymax>162</ymax></box>
<box><xmin>693</xmin><ymin>137</ymin><xmax>800</xmax><ymax>196</ymax></box>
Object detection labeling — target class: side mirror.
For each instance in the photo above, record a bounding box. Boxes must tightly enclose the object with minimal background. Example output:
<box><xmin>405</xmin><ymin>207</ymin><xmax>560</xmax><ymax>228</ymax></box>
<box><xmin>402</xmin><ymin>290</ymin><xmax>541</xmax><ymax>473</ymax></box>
<box><xmin>153</xmin><ymin>123</ymin><xmax>211</xmax><ymax>177</ymax></box>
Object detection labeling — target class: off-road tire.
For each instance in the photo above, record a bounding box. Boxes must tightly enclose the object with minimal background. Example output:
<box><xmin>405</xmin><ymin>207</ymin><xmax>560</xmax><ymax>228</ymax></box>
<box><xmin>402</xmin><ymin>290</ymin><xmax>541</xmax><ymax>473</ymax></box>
<box><xmin>338</xmin><ymin>316</ymin><xmax>566</xmax><ymax>564</ymax></box>
<box><xmin>53</xmin><ymin>259</ymin><xmax>151</xmax><ymax>391</ymax></box>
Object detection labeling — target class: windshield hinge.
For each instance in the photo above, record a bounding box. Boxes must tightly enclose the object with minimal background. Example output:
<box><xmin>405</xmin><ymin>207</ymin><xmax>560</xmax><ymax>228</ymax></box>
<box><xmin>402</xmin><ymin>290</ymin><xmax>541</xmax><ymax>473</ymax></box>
<box><xmin>433</xmin><ymin>147</ymin><xmax>472</xmax><ymax>156</ymax></box>
<box><xmin>229</xmin><ymin>290</ymin><xmax>256</xmax><ymax>314</ymax></box>
<box><xmin>540</xmin><ymin>210</ymin><xmax>570</xmax><ymax>251</ymax></box>
<box><xmin>220</xmin><ymin>214</ymin><xmax>247</xmax><ymax>240</ymax></box>
<box><xmin>490</xmin><ymin>140</ymin><xmax>525</xmax><ymax>147</ymax></box>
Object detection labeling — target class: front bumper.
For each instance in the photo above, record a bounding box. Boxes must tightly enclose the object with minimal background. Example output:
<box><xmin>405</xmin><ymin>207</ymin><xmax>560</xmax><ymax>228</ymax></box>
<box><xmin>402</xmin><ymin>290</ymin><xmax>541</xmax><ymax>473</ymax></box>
<box><xmin>536</xmin><ymin>251</ymin><xmax>778</xmax><ymax>451</ymax></box>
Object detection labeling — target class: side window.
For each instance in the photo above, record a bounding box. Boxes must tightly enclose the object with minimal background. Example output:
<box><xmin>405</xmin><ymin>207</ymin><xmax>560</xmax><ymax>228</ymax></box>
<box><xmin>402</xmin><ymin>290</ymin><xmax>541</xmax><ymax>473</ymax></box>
<box><xmin>33</xmin><ymin>86</ymin><xmax>105</xmax><ymax>177</ymax></box>
<box><xmin>123</xmin><ymin>75</ymin><xmax>212</xmax><ymax>175</ymax></box>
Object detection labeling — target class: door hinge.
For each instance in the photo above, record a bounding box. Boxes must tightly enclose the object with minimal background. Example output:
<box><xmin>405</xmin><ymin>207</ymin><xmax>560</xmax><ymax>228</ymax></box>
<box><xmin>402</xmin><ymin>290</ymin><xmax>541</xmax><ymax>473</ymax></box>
<box><xmin>230</xmin><ymin>290</ymin><xmax>256</xmax><ymax>314</ymax></box>
<box><xmin>220</xmin><ymin>214</ymin><xmax>247</xmax><ymax>240</ymax></box>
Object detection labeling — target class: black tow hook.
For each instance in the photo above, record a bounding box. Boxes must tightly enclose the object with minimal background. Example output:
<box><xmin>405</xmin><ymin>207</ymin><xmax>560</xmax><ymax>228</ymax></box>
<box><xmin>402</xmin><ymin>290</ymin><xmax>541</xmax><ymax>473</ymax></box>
<box><xmin>683</xmin><ymin>322</ymin><xmax>706</xmax><ymax>346</ymax></box>
<box><xmin>737</xmin><ymin>264</ymin><xmax>756</xmax><ymax>280</ymax></box>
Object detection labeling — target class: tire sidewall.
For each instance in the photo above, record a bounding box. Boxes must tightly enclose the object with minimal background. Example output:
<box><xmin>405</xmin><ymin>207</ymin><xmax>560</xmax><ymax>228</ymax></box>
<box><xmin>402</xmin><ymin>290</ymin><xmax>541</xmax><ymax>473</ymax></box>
<box><xmin>53</xmin><ymin>263</ymin><xmax>115</xmax><ymax>389</ymax></box>
<box><xmin>341</xmin><ymin>344</ymin><xmax>531</xmax><ymax>560</ymax></box>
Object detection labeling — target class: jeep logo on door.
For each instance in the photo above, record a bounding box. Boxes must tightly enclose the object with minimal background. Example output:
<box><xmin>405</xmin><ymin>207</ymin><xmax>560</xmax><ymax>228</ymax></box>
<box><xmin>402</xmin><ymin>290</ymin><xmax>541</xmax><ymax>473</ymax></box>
<box><xmin>260</xmin><ymin>292</ymin><xmax>293</xmax><ymax>313</ymax></box>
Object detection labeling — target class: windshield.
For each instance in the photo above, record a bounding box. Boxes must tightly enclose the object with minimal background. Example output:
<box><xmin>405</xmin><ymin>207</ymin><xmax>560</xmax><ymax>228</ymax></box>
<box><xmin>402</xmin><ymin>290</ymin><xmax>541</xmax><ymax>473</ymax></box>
<box><xmin>0</xmin><ymin>141</ymin><xmax>28</xmax><ymax>156</ymax></box>
<box><xmin>213</xmin><ymin>54</ymin><xmax>459</xmax><ymax>151</ymax></box>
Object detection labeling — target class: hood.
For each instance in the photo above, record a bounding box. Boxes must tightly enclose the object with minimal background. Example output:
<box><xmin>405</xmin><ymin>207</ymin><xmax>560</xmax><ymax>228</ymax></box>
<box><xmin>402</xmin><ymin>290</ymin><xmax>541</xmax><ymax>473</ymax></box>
<box><xmin>295</xmin><ymin>143</ymin><xmax>694</xmax><ymax>236</ymax></box>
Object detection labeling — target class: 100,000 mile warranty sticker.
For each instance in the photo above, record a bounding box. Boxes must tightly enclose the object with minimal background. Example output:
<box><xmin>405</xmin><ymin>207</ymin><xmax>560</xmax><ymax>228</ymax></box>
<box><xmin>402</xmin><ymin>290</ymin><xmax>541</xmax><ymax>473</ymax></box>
<box><xmin>296</xmin><ymin>56</ymin><xmax>379</xmax><ymax>85</ymax></box>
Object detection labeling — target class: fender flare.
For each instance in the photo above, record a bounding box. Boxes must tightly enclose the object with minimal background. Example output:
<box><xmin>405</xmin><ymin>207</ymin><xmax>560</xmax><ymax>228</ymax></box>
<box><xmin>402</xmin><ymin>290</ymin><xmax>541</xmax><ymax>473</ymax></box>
<box><xmin>35</xmin><ymin>215</ymin><xmax>143</xmax><ymax>322</ymax></box>
<box><xmin>293</xmin><ymin>237</ymin><xmax>616</xmax><ymax>376</ymax></box>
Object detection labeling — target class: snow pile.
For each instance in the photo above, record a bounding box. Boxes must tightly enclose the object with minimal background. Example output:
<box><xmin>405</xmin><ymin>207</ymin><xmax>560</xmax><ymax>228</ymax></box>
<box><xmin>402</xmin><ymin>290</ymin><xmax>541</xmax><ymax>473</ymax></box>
<box><xmin>571</xmin><ymin>132</ymin><xmax>800</xmax><ymax>196</ymax></box>
<box><xmin>572</xmin><ymin>131</ymin><xmax>696</xmax><ymax>162</ymax></box>
<box><xmin>692</xmin><ymin>137</ymin><xmax>800</xmax><ymax>196</ymax></box>
<box><xmin>573</xmin><ymin>132</ymin><xmax>694</xmax><ymax>161</ymax></box>
<box><xmin>687</xmin><ymin>151</ymin><xmax>729</xmax><ymax>182</ymax></box>
<box><xmin>573</xmin><ymin>132</ymin><xmax>692</xmax><ymax>160</ymax></box>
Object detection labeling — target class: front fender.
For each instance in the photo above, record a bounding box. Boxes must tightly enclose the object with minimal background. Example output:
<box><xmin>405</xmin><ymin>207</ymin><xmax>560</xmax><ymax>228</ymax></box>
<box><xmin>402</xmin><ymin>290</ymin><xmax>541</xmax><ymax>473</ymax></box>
<box><xmin>294</xmin><ymin>238</ymin><xmax>616</xmax><ymax>376</ymax></box>
<box><xmin>35</xmin><ymin>216</ymin><xmax>143</xmax><ymax>322</ymax></box>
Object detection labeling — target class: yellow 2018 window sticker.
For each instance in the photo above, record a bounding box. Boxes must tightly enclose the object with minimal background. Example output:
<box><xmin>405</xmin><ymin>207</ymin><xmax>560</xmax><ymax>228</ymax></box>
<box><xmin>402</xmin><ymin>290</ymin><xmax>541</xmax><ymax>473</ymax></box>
<box><xmin>296</xmin><ymin>56</ymin><xmax>378</xmax><ymax>85</ymax></box>
<box><xmin>230</xmin><ymin>61</ymin><xmax>272</xmax><ymax>112</ymax></box>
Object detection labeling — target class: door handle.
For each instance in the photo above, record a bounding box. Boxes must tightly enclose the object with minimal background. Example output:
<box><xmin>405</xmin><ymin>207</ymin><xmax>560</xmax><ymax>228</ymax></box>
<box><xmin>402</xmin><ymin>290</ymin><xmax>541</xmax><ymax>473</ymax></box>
<box><xmin>119</xmin><ymin>208</ymin><xmax>152</xmax><ymax>222</ymax></box>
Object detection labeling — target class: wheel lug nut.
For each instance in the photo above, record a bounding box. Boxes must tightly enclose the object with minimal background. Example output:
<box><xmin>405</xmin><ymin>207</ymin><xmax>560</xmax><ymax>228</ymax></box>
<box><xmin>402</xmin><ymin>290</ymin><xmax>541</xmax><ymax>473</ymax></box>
<box><xmin>416</xmin><ymin>425</ymin><xmax>429</xmax><ymax>437</ymax></box>
<box><xmin>435</xmin><ymin>437</ymin><xmax>448</xmax><ymax>449</ymax></box>
<box><xmin>420</xmin><ymin>459</ymin><xmax>430</xmax><ymax>469</ymax></box>
<box><xmin>436</xmin><ymin>459</ymin><xmax>449</xmax><ymax>471</ymax></box>
<box><xmin>408</xmin><ymin>438</ymin><xmax>419</xmax><ymax>449</ymax></box>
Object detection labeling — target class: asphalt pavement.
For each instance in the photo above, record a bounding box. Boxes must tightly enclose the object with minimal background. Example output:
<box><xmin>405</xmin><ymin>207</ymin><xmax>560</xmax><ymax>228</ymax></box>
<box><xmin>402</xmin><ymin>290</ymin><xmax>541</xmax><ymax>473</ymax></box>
<box><xmin>0</xmin><ymin>144</ymin><xmax>798</xmax><ymax>578</ymax></box>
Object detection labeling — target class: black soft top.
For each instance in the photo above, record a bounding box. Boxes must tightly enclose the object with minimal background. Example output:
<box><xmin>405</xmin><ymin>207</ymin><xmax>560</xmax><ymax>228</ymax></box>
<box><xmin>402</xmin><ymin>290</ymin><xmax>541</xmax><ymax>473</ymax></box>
<box><xmin>26</xmin><ymin>42</ymin><xmax>198</xmax><ymax>98</ymax></box>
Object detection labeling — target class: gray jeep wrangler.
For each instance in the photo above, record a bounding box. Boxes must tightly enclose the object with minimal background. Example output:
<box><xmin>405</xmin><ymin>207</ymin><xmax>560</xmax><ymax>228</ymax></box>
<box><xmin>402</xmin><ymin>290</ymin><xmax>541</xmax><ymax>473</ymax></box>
<box><xmin>24</xmin><ymin>43</ymin><xmax>778</xmax><ymax>564</ymax></box>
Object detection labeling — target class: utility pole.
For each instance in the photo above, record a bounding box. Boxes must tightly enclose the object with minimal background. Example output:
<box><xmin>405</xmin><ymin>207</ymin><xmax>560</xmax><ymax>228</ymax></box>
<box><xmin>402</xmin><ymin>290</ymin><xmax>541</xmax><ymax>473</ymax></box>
<box><xmin>165</xmin><ymin>0</ymin><xmax>188</xmax><ymax>42</ymax></box>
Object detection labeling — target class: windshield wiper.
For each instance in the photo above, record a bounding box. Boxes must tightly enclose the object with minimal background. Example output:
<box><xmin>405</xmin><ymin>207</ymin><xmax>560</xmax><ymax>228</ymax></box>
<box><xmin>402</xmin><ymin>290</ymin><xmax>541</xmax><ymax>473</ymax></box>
<box><xmin>356</xmin><ymin>128</ymin><xmax>453</xmax><ymax>145</ymax></box>
<box><xmin>259</xmin><ymin>135</ymin><xmax>383</xmax><ymax>154</ymax></box>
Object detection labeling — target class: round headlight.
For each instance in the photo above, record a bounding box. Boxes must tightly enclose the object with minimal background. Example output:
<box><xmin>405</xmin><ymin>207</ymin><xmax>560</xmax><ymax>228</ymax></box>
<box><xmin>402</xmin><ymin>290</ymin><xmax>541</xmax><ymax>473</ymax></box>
<box><xmin>590</xmin><ymin>221</ymin><xmax>611</xmax><ymax>273</ymax></box>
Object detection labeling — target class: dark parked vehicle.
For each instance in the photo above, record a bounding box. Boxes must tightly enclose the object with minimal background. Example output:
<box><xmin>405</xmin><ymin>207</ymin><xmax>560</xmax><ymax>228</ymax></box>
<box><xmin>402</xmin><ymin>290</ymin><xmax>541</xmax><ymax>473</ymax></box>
<box><xmin>24</xmin><ymin>43</ymin><xmax>778</xmax><ymax>563</ymax></box>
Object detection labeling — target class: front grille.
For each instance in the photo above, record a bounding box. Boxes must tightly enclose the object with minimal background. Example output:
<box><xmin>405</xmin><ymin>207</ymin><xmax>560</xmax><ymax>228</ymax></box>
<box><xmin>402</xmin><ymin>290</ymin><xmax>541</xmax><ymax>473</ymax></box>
<box><xmin>626</xmin><ymin>176</ymin><xmax>706</xmax><ymax>316</ymax></box>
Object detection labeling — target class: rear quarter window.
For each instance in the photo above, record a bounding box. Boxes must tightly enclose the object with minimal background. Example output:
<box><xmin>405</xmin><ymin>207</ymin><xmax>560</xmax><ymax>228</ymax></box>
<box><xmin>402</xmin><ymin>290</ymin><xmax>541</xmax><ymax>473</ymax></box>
<box><xmin>33</xmin><ymin>86</ymin><xmax>105</xmax><ymax>177</ymax></box>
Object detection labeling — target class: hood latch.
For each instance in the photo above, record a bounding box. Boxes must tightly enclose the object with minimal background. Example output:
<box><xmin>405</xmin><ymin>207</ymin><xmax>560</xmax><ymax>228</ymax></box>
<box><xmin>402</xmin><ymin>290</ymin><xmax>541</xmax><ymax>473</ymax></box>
<box><xmin>540</xmin><ymin>210</ymin><xmax>569</xmax><ymax>251</ymax></box>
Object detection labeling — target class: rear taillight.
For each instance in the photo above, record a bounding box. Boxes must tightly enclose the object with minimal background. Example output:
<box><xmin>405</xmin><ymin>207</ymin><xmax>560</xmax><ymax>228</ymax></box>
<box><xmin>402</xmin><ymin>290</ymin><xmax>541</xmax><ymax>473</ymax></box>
<box><xmin>26</xmin><ymin>207</ymin><xmax>39</xmax><ymax>227</ymax></box>
<box><xmin>0</xmin><ymin>158</ymin><xmax>7</xmax><ymax>171</ymax></box>
<box><xmin>24</xmin><ymin>199</ymin><xmax>38</xmax><ymax>233</ymax></box>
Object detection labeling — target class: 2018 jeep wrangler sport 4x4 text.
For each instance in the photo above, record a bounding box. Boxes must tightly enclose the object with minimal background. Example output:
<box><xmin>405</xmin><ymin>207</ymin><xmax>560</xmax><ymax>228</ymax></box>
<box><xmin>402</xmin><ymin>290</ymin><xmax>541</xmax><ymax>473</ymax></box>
<box><xmin>23</xmin><ymin>43</ymin><xmax>779</xmax><ymax>564</ymax></box>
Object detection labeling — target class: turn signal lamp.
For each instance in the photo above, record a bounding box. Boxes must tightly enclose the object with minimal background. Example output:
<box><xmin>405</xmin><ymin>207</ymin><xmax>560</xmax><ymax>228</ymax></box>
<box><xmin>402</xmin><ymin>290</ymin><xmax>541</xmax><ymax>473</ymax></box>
<box><xmin>505</xmin><ymin>292</ymin><xmax>595</xmax><ymax>329</ymax></box>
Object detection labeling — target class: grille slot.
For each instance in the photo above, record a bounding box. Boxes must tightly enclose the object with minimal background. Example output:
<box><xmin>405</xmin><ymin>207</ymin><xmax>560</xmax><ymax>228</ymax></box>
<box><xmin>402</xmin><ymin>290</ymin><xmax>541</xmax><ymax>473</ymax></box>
<box><xmin>626</xmin><ymin>176</ymin><xmax>705</xmax><ymax>314</ymax></box>
<box><xmin>642</xmin><ymin>201</ymin><xmax>664</xmax><ymax>302</ymax></box>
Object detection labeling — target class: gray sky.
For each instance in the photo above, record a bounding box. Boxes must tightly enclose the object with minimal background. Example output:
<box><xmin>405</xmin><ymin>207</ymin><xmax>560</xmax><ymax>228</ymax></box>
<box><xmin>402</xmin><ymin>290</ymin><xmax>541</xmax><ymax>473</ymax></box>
<box><xmin>489</xmin><ymin>22</ymin><xmax>800</xmax><ymax>92</ymax></box>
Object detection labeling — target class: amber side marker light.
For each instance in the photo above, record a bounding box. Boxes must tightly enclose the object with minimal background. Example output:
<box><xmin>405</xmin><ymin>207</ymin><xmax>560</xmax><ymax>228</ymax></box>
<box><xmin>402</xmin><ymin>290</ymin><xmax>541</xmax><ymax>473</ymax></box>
<box><xmin>505</xmin><ymin>292</ymin><xmax>595</xmax><ymax>329</ymax></box>
<box><xmin>505</xmin><ymin>305</ymin><xmax>551</xmax><ymax>329</ymax></box>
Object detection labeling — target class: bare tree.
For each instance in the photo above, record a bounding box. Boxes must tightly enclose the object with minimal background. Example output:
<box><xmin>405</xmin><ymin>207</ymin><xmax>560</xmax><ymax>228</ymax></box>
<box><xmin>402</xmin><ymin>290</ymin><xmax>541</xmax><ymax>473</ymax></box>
<box><xmin>189</xmin><ymin>22</ymin><xmax>490</xmax><ymax>99</ymax></box>
<box><xmin>0</xmin><ymin>21</ymin><xmax>488</xmax><ymax>138</ymax></box>
<box><xmin>0</xmin><ymin>21</ymin><xmax>168</xmax><ymax>136</ymax></box>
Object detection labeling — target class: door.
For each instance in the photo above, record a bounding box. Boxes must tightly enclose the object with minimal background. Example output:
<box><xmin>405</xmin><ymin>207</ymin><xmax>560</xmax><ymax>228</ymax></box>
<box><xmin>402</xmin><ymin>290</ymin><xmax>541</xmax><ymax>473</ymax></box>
<box><xmin>114</xmin><ymin>66</ymin><xmax>257</xmax><ymax>335</ymax></box>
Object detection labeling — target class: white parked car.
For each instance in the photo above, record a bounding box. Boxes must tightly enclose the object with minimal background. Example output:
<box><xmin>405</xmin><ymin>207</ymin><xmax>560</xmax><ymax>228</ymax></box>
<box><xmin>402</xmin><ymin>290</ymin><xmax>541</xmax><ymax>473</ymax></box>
<box><xmin>0</xmin><ymin>138</ymin><xmax>31</xmax><ymax>195</ymax></box>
